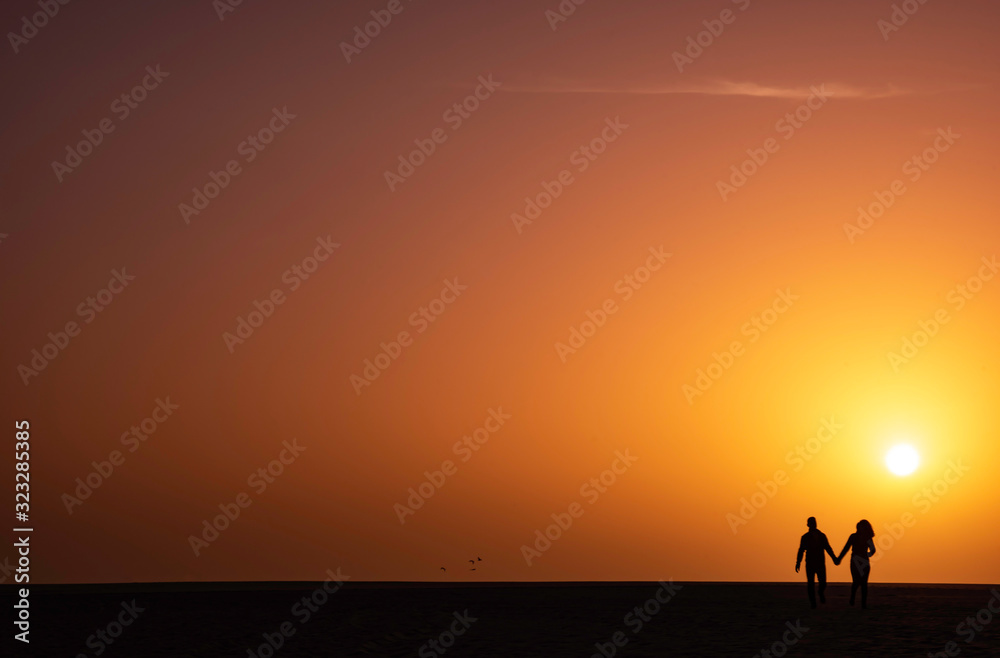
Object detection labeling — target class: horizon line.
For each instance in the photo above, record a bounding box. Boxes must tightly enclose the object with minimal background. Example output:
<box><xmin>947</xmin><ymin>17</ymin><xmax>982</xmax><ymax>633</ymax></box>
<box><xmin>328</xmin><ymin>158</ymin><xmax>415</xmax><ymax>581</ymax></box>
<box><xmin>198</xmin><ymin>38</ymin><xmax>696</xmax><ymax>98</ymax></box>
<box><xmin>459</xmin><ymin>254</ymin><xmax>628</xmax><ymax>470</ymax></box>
<box><xmin>21</xmin><ymin>579</ymin><xmax>997</xmax><ymax>590</ymax></box>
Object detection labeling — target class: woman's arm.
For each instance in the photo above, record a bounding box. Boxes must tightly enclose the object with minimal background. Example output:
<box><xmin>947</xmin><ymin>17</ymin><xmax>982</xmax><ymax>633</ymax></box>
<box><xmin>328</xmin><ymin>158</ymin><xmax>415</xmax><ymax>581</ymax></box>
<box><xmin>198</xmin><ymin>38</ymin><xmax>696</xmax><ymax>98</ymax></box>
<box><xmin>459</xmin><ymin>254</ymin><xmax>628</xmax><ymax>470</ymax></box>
<box><xmin>867</xmin><ymin>538</ymin><xmax>876</xmax><ymax>558</ymax></box>
<box><xmin>836</xmin><ymin>534</ymin><xmax>853</xmax><ymax>561</ymax></box>
<box><xmin>824</xmin><ymin>536</ymin><xmax>838</xmax><ymax>561</ymax></box>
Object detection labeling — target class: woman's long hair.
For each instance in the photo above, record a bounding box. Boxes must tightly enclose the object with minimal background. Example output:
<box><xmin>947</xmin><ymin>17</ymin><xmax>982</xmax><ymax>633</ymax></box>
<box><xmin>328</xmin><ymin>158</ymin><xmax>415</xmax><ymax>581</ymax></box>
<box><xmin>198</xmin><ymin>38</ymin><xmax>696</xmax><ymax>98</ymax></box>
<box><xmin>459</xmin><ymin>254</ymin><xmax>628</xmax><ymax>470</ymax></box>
<box><xmin>856</xmin><ymin>519</ymin><xmax>875</xmax><ymax>541</ymax></box>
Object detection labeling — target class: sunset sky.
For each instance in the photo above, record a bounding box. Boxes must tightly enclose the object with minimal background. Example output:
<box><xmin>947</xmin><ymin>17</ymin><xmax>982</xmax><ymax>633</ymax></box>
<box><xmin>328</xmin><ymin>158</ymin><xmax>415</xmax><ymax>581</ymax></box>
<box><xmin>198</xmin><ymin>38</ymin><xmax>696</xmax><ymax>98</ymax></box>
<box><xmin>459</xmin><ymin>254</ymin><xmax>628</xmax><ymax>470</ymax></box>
<box><xmin>2</xmin><ymin>0</ymin><xmax>998</xmax><ymax>585</ymax></box>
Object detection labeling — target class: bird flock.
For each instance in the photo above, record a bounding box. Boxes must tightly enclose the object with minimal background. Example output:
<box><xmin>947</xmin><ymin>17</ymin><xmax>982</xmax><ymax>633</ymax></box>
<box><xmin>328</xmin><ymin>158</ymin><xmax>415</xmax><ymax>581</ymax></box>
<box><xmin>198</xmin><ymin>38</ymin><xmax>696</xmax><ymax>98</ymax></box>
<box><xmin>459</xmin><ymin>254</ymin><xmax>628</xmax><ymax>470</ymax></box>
<box><xmin>440</xmin><ymin>557</ymin><xmax>482</xmax><ymax>572</ymax></box>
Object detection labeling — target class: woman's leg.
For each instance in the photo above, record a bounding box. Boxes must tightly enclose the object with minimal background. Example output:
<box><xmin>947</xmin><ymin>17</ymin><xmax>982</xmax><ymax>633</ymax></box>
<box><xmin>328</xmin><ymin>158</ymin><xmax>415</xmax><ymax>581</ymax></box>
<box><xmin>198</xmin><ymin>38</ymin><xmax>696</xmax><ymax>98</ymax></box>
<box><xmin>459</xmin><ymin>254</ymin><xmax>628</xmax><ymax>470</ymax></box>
<box><xmin>849</xmin><ymin>559</ymin><xmax>860</xmax><ymax>605</ymax></box>
<box><xmin>860</xmin><ymin>561</ymin><xmax>870</xmax><ymax>608</ymax></box>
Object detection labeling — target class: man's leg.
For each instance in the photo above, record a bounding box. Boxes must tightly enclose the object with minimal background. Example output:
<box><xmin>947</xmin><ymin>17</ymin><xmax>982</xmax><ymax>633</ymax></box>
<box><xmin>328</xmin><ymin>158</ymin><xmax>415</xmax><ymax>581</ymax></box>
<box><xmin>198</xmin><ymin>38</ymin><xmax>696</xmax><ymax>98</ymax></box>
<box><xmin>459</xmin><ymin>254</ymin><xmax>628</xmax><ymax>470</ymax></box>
<box><xmin>817</xmin><ymin>562</ymin><xmax>827</xmax><ymax>603</ymax></box>
<box><xmin>806</xmin><ymin>566</ymin><xmax>817</xmax><ymax>608</ymax></box>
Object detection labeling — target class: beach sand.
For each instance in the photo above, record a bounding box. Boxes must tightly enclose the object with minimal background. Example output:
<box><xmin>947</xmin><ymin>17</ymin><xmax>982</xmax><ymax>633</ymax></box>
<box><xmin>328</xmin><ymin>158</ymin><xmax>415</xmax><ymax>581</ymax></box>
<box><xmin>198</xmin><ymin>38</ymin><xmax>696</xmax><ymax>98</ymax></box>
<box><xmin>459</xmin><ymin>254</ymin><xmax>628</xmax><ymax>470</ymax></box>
<box><xmin>17</xmin><ymin>581</ymin><xmax>1000</xmax><ymax>656</ymax></box>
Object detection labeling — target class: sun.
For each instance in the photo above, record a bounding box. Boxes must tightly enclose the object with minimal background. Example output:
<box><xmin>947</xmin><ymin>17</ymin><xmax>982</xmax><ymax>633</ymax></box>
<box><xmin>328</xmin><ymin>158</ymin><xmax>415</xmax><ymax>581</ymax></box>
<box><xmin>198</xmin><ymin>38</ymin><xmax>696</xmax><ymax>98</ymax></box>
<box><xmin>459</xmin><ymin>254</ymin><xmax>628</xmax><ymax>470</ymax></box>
<box><xmin>885</xmin><ymin>444</ymin><xmax>920</xmax><ymax>476</ymax></box>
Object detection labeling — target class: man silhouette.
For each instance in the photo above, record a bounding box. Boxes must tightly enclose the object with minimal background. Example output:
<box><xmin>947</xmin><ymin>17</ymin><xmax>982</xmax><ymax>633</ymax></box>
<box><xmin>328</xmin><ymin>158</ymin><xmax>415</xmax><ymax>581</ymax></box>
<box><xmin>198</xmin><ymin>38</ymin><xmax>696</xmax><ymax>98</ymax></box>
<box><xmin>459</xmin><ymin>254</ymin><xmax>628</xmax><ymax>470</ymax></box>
<box><xmin>795</xmin><ymin>516</ymin><xmax>837</xmax><ymax>609</ymax></box>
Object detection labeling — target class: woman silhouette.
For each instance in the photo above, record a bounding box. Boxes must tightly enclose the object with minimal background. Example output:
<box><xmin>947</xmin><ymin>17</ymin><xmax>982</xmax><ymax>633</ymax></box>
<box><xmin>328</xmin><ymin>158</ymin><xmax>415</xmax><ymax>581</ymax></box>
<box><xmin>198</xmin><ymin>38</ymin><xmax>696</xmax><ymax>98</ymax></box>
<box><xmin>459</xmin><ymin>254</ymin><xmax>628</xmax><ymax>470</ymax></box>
<box><xmin>836</xmin><ymin>519</ymin><xmax>876</xmax><ymax>608</ymax></box>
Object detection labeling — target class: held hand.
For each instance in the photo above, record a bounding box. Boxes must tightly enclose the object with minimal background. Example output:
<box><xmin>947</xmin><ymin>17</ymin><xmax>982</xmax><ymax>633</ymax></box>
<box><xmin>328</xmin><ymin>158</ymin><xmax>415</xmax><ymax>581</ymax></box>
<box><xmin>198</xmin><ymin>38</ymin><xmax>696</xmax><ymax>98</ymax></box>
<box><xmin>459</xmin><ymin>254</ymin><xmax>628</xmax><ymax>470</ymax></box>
<box><xmin>795</xmin><ymin>563</ymin><xmax>800</xmax><ymax>573</ymax></box>
<box><xmin>833</xmin><ymin>557</ymin><xmax>840</xmax><ymax>566</ymax></box>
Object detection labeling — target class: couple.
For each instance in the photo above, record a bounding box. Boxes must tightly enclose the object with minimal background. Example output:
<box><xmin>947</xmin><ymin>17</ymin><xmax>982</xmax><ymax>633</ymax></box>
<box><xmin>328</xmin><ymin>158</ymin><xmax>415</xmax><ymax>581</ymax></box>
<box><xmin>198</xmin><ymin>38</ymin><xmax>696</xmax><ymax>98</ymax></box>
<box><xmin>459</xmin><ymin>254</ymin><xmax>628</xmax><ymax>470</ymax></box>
<box><xmin>795</xmin><ymin>516</ymin><xmax>876</xmax><ymax>609</ymax></box>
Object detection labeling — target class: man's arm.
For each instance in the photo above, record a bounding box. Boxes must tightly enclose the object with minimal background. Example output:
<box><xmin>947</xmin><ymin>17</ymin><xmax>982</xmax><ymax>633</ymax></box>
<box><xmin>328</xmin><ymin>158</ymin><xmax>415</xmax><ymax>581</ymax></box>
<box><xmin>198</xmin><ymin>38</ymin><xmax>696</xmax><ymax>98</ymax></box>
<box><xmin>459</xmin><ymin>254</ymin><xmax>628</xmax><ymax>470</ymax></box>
<box><xmin>795</xmin><ymin>535</ymin><xmax>806</xmax><ymax>571</ymax></box>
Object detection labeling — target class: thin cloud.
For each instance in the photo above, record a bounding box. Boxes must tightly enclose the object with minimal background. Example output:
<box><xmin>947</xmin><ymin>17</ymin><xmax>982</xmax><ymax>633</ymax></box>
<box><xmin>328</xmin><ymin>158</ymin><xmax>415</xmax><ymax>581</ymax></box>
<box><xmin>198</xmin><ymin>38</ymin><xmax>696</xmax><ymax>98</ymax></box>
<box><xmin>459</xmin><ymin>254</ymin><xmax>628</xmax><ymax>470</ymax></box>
<box><xmin>500</xmin><ymin>79</ymin><xmax>972</xmax><ymax>100</ymax></box>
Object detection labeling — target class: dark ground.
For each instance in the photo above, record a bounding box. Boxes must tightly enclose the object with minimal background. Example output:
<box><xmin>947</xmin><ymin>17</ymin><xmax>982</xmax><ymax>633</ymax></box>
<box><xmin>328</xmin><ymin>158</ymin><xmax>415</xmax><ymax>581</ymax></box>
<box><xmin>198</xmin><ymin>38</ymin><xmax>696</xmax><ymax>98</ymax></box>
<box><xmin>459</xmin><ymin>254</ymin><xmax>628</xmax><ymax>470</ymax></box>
<box><xmin>5</xmin><ymin>582</ymin><xmax>999</xmax><ymax>656</ymax></box>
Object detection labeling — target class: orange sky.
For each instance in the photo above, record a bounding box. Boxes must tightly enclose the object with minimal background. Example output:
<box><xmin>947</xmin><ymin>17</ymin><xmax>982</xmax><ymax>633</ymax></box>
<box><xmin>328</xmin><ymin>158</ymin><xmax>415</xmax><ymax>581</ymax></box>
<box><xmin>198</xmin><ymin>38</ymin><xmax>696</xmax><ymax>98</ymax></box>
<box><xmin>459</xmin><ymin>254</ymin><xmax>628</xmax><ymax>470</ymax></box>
<box><xmin>2</xmin><ymin>0</ymin><xmax>999</xmax><ymax>585</ymax></box>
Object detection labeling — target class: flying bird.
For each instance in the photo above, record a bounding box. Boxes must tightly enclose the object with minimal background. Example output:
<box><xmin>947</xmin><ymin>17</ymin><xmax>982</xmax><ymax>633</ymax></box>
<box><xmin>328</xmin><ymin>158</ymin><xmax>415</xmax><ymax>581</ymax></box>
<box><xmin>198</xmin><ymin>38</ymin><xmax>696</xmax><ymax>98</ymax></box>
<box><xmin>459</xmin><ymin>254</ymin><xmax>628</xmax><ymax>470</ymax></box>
<box><xmin>440</xmin><ymin>567</ymin><xmax>446</xmax><ymax>571</ymax></box>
